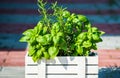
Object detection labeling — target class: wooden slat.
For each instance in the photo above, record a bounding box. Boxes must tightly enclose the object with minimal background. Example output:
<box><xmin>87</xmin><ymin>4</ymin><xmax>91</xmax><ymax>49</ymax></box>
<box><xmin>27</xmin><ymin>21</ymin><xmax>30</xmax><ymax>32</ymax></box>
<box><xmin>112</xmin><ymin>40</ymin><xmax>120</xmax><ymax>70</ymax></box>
<box><xmin>25</xmin><ymin>54</ymin><xmax>37</xmax><ymax>65</ymax></box>
<box><xmin>25</xmin><ymin>66</ymin><xmax>38</xmax><ymax>73</ymax></box>
<box><xmin>47</xmin><ymin>66</ymin><xmax>77</xmax><ymax>74</ymax></box>
<box><xmin>77</xmin><ymin>57</ymin><xmax>85</xmax><ymax>78</ymax></box>
<box><xmin>46</xmin><ymin>57</ymin><xmax>85</xmax><ymax>64</ymax></box>
<box><xmin>25</xmin><ymin>75</ymin><xmax>38</xmax><ymax>78</ymax></box>
<box><xmin>87</xmin><ymin>75</ymin><xmax>98</xmax><ymax>78</ymax></box>
<box><xmin>47</xmin><ymin>75</ymin><xmax>78</xmax><ymax>78</ymax></box>
<box><xmin>25</xmin><ymin>55</ymin><xmax>98</xmax><ymax>78</ymax></box>
<box><xmin>86</xmin><ymin>56</ymin><xmax>98</xmax><ymax>64</ymax></box>
<box><xmin>87</xmin><ymin>66</ymin><xmax>98</xmax><ymax>74</ymax></box>
<box><xmin>47</xmin><ymin>57</ymin><xmax>85</xmax><ymax>78</ymax></box>
<box><xmin>38</xmin><ymin>59</ymin><xmax>46</xmax><ymax>78</ymax></box>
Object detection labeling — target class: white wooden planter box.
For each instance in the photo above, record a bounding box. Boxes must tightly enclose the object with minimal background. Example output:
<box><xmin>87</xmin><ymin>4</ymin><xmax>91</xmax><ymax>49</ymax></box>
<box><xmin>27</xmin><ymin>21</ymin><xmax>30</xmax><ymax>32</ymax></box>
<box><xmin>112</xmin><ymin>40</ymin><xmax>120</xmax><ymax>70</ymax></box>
<box><xmin>25</xmin><ymin>54</ymin><xmax>98</xmax><ymax>78</ymax></box>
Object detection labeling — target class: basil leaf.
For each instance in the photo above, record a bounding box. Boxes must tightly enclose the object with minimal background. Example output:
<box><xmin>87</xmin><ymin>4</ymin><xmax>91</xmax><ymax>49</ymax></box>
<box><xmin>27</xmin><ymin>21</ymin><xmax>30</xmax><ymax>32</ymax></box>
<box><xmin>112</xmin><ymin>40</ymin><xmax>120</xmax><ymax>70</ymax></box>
<box><xmin>23</xmin><ymin>29</ymin><xmax>33</xmax><ymax>36</ymax></box>
<box><xmin>91</xmin><ymin>43</ymin><xmax>97</xmax><ymax>50</ymax></box>
<box><xmin>76</xmin><ymin>46</ymin><xmax>83</xmax><ymax>55</ymax></box>
<box><xmin>28</xmin><ymin>46</ymin><xmax>36</xmax><ymax>56</ymax></box>
<box><xmin>53</xmin><ymin>36</ymin><xmax>60</xmax><ymax>46</ymax></box>
<box><xmin>48</xmin><ymin>46</ymin><xmax>59</xmax><ymax>59</ymax></box>
<box><xmin>63</xmin><ymin>11</ymin><xmax>70</xmax><ymax>18</ymax></box>
<box><xmin>83</xmin><ymin>40</ymin><xmax>92</xmax><ymax>48</ymax></box>
<box><xmin>37</xmin><ymin>36</ymin><xmax>47</xmax><ymax>45</ymax></box>
<box><xmin>92</xmin><ymin>27</ymin><xmax>98</xmax><ymax>32</ymax></box>
<box><xmin>59</xmin><ymin>38</ymin><xmax>67</xmax><ymax>51</ymax></box>
<box><xmin>92</xmin><ymin>34</ymin><xmax>102</xmax><ymax>42</ymax></box>
<box><xmin>32</xmin><ymin>54</ymin><xmax>39</xmax><ymax>62</ymax></box>
<box><xmin>19</xmin><ymin>36</ymin><xmax>30</xmax><ymax>42</ymax></box>
<box><xmin>37</xmin><ymin>49</ymin><xmax>42</xmax><ymax>57</ymax></box>
<box><xmin>77</xmin><ymin>15</ymin><xmax>88</xmax><ymax>23</ymax></box>
<box><xmin>77</xmin><ymin>32</ymin><xmax>87</xmax><ymax>40</ymax></box>
<box><xmin>57</xmin><ymin>32</ymin><xmax>64</xmax><ymax>37</ymax></box>
<box><xmin>43</xmin><ymin>26</ymin><xmax>48</xmax><ymax>34</ymax></box>
<box><xmin>44</xmin><ymin>34</ymin><xmax>52</xmax><ymax>43</ymax></box>
<box><xmin>43</xmin><ymin>52</ymin><xmax>50</xmax><ymax>59</ymax></box>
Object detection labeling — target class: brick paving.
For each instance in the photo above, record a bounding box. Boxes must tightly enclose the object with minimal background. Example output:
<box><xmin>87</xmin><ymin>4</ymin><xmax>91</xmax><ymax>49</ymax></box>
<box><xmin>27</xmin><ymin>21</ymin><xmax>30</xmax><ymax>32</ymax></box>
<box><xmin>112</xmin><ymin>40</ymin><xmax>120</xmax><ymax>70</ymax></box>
<box><xmin>0</xmin><ymin>50</ymin><xmax>26</xmax><ymax>66</ymax></box>
<box><xmin>0</xmin><ymin>49</ymin><xmax>120</xmax><ymax>67</ymax></box>
<box><xmin>0</xmin><ymin>0</ymin><xmax>120</xmax><ymax>67</ymax></box>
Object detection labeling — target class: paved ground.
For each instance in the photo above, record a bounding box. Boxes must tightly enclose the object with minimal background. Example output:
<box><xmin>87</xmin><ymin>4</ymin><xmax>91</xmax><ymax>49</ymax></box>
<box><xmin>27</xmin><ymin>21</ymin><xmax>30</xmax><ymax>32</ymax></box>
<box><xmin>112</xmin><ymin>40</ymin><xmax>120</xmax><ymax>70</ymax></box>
<box><xmin>0</xmin><ymin>67</ymin><xmax>25</xmax><ymax>78</ymax></box>
<box><xmin>0</xmin><ymin>49</ymin><xmax>120</xmax><ymax>67</ymax></box>
<box><xmin>0</xmin><ymin>67</ymin><xmax>120</xmax><ymax>78</ymax></box>
<box><xmin>0</xmin><ymin>0</ymin><xmax>120</xmax><ymax>77</ymax></box>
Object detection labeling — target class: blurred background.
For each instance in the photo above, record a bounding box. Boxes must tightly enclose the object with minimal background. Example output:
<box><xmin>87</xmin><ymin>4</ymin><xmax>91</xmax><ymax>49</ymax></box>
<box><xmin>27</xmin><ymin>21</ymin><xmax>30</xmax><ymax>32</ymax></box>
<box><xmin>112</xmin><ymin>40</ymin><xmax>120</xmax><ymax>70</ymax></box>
<box><xmin>0</xmin><ymin>0</ymin><xmax>120</xmax><ymax>78</ymax></box>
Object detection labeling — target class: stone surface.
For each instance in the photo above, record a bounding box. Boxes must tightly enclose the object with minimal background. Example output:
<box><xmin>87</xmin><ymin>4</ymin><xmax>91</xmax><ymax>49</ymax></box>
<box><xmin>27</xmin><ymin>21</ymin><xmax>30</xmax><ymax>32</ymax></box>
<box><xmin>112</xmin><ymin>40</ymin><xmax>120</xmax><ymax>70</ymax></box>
<box><xmin>0</xmin><ymin>67</ymin><xmax>25</xmax><ymax>78</ymax></box>
<box><xmin>0</xmin><ymin>67</ymin><xmax>120</xmax><ymax>78</ymax></box>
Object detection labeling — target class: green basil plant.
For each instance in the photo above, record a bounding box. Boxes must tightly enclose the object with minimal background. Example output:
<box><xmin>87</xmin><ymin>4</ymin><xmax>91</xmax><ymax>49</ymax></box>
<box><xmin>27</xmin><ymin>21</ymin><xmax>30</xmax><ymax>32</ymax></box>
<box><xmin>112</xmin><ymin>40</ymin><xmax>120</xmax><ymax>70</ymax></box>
<box><xmin>20</xmin><ymin>0</ymin><xmax>105</xmax><ymax>62</ymax></box>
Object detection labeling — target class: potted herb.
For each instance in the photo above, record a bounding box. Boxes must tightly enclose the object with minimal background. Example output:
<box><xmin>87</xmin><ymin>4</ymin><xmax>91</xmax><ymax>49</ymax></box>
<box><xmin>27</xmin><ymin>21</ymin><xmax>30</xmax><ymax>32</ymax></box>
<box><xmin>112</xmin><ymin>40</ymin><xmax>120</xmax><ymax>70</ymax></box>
<box><xmin>20</xmin><ymin>0</ymin><xmax>105</xmax><ymax>78</ymax></box>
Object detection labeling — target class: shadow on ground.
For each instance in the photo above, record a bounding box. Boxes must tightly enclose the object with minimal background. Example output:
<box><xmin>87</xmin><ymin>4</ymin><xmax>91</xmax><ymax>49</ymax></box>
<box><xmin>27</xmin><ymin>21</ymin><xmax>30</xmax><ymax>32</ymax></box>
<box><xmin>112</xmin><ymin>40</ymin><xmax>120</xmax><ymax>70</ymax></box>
<box><xmin>99</xmin><ymin>66</ymin><xmax>120</xmax><ymax>78</ymax></box>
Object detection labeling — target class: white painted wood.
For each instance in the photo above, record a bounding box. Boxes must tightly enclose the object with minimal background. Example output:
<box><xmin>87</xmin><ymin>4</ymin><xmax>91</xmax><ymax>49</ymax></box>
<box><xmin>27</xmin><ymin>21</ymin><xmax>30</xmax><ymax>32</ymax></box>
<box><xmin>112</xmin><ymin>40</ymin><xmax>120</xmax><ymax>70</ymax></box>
<box><xmin>46</xmin><ymin>57</ymin><xmax>85</xmax><ymax>78</ymax></box>
<box><xmin>25</xmin><ymin>75</ymin><xmax>38</xmax><ymax>78</ymax></box>
<box><xmin>87</xmin><ymin>75</ymin><xmax>98</xmax><ymax>78</ymax></box>
<box><xmin>86</xmin><ymin>56</ymin><xmax>98</xmax><ymax>64</ymax></box>
<box><xmin>87</xmin><ymin>66</ymin><xmax>98</xmax><ymax>74</ymax></box>
<box><xmin>77</xmin><ymin>57</ymin><xmax>85</xmax><ymax>78</ymax></box>
<box><xmin>25</xmin><ymin>66</ymin><xmax>38</xmax><ymax>73</ymax></box>
<box><xmin>47</xmin><ymin>75</ymin><xmax>78</xmax><ymax>78</ymax></box>
<box><xmin>46</xmin><ymin>57</ymin><xmax>82</xmax><ymax>64</ymax></box>
<box><xmin>47</xmin><ymin>66</ymin><xmax>77</xmax><ymax>74</ymax></box>
<box><xmin>25</xmin><ymin>54</ymin><xmax>37</xmax><ymax>65</ymax></box>
<box><xmin>25</xmin><ymin>53</ymin><xmax>98</xmax><ymax>78</ymax></box>
<box><xmin>38</xmin><ymin>59</ymin><xmax>46</xmax><ymax>78</ymax></box>
<box><xmin>25</xmin><ymin>53</ymin><xmax>38</xmax><ymax>78</ymax></box>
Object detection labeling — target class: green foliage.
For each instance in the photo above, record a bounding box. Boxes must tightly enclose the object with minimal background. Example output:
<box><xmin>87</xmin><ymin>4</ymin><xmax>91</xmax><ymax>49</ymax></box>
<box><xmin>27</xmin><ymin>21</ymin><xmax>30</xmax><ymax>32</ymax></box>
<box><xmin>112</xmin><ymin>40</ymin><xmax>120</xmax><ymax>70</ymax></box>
<box><xmin>20</xmin><ymin>0</ymin><xmax>105</xmax><ymax>62</ymax></box>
